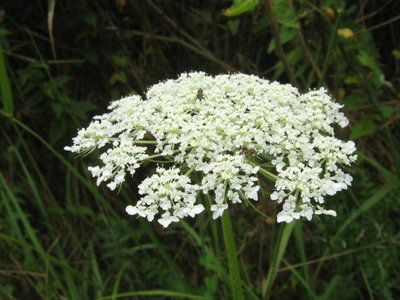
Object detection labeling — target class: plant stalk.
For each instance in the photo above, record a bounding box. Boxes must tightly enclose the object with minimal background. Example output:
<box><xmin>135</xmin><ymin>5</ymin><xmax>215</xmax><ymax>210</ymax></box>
<box><xmin>221</xmin><ymin>209</ymin><xmax>244</xmax><ymax>300</ymax></box>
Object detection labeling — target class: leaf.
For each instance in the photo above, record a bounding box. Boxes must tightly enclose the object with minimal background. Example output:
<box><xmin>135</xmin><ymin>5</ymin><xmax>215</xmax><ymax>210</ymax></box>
<box><xmin>267</xmin><ymin>27</ymin><xmax>297</xmax><ymax>53</ymax></box>
<box><xmin>49</xmin><ymin>119</ymin><xmax>68</xmax><ymax>143</ymax></box>
<box><xmin>321</xmin><ymin>6</ymin><xmax>335</xmax><ymax>20</ymax></box>
<box><xmin>356</xmin><ymin>50</ymin><xmax>381</xmax><ymax>76</ymax></box>
<box><xmin>204</xmin><ymin>275</ymin><xmax>218</xmax><ymax>297</ymax></box>
<box><xmin>350</xmin><ymin>117</ymin><xmax>378</xmax><ymax>140</ymax></box>
<box><xmin>227</xmin><ymin>19</ymin><xmax>240</xmax><ymax>36</ymax></box>
<box><xmin>379</xmin><ymin>106</ymin><xmax>395</xmax><ymax>119</ymax></box>
<box><xmin>273</xmin><ymin>0</ymin><xmax>300</xmax><ymax>29</ymax></box>
<box><xmin>67</xmin><ymin>100</ymin><xmax>97</xmax><ymax>119</ymax></box>
<box><xmin>109</xmin><ymin>72</ymin><xmax>127</xmax><ymax>85</ymax></box>
<box><xmin>30</xmin><ymin>61</ymin><xmax>50</xmax><ymax>69</ymax></box>
<box><xmin>337</xmin><ymin>88</ymin><xmax>346</xmax><ymax>102</ymax></box>
<box><xmin>50</xmin><ymin>102</ymin><xmax>64</xmax><ymax>118</ymax></box>
<box><xmin>84</xmin><ymin>11</ymin><xmax>97</xmax><ymax>27</ymax></box>
<box><xmin>0</xmin><ymin>28</ymin><xmax>10</xmax><ymax>37</ymax></box>
<box><xmin>343</xmin><ymin>93</ymin><xmax>366</xmax><ymax>108</ymax></box>
<box><xmin>337</xmin><ymin>28</ymin><xmax>354</xmax><ymax>39</ymax></box>
<box><xmin>111</xmin><ymin>54</ymin><xmax>129</xmax><ymax>67</ymax></box>
<box><xmin>344</xmin><ymin>76</ymin><xmax>360</xmax><ymax>85</ymax></box>
<box><xmin>392</xmin><ymin>49</ymin><xmax>400</xmax><ymax>59</ymax></box>
<box><xmin>223</xmin><ymin>0</ymin><xmax>260</xmax><ymax>17</ymax></box>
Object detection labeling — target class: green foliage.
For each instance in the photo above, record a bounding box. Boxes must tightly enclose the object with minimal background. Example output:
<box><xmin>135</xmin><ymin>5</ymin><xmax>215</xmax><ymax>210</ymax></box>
<box><xmin>0</xmin><ymin>46</ymin><xmax>13</xmax><ymax>114</ymax></box>
<box><xmin>273</xmin><ymin>0</ymin><xmax>300</xmax><ymax>29</ymax></box>
<box><xmin>0</xmin><ymin>0</ymin><xmax>399</xmax><ymax>299</ymax></box>
<box><xmin>223</xmin><ymin>0</ymin><xmax>260</xmax><ymax>17</ymax></box>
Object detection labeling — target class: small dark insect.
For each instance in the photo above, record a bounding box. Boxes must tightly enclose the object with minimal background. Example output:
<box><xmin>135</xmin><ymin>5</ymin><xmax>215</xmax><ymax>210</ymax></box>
<box><xmin>196</xmin><ymin>88</ymin><xmax>204</xmax><ymax>100</ymax></box>
<box><xmin>242</xmin><ymin>148</ymin><xmax>257</xmax><ymax>157</ymax></box>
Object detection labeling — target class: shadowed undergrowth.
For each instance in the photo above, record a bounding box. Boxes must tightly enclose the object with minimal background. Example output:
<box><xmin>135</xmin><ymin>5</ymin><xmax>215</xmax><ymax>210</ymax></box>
<box><xmin>0</xmin><ymin>0</ymin><xmax>399</xmax><ymax>299</ymax></box>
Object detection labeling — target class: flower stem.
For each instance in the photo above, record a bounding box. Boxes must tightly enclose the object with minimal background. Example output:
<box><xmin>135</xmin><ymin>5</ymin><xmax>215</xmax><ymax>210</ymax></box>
<box><xmin>258</xmin><ymin>168</ymin><xmax>279</xmax><ymax>182</ymax></box>
<box><xmin>246</xmin><ymin>158</ymin><xmax>278</xmax><ymax>181</ymax></box>
<box><xmin>185</xmin><ymin>166</ymin><xmax>196</xmax><ymax>176</ymax></box>
<box><xmin>133</xmin><ymin>140</ymin><xmax>158</xmax><ymax>144</ymax></box>
<box><xmin>221</xmin><ymin>209</ymin><xmax>244</xmax><ymax>300</ymax></box>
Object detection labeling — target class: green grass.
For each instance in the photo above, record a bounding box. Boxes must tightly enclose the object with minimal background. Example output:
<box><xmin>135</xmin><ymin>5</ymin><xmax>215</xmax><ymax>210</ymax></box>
<box><xmin>0</xmin><ymin>46</ymin><xmax>13</xmax><ymax>115</ymax></box>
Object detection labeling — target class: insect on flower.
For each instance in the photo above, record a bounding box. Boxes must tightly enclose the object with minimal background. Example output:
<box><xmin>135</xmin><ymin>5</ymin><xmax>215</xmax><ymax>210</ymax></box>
<box><xmin>242</xmin><ymin>148</ymin><xmax>257</xmax><ymax>157</ymax></box>
<box><xmin>196</xmin><ymin>88</ymin><xmax>204</xmax><ymax>100</ymax></box>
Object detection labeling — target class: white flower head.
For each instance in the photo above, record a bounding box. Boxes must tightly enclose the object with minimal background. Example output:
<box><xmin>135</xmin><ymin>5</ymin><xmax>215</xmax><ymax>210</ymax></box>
<box><xmin>66</xmin><ymin>72</ymin><xmax>356</xmax><ymax>226</ymax></box>
<box><xmin>126</xmin><ymin>167</ymin><xmax>203</xmax><ymax>227</ymax></box>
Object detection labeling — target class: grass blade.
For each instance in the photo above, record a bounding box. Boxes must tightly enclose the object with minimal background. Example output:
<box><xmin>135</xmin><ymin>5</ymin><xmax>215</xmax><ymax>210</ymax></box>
<box><xmin>262</xmin><ymin>221</ymin><xmax>295</xmax><ymax>299</ymax></box>
<box><xmin>0</xmin><ymin>46</ymin><xmax>13</xmax><ymax>114</ymax></box>
<box><xmin>99</xmin><ymin>290</ymin><xmax>204</xmax><ymax>300</ymax></box>
<box><xmin>337</xmin><ymin>185</ymin><xmax>391</xmax><ymax>236</ymax></box>
<box><xmin>293</xmin><ymin>221</ymin><xmax>313</xmax><ymax>297</ymax></box>
<box><xmin>312</xmin><ymin>185</ymin><xmax>392</xmax><ymax>283</ymax></box>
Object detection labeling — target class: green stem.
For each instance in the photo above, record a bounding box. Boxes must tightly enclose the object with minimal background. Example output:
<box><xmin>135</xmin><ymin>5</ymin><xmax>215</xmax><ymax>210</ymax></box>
<box><xmin>258</xmin><ymin>168</ymin><xmax>279</xmax><ymax>182</ymax></box>
<box><xmin>246</xmin><ymin>159</ymin><xmax>279</xmax><ymax>181</ymax></box>
<box><xmin>221</xmin><ymin>209</ymin><xmax>244</xmax><ymax>300</ymax></box>
<box><xmin>185</xmin><ymin>166</ymin><xmax>196</xmax><ymax>176</ymax></box>
<box><xmin>205</xmin><ymin>193</ymin><xmax>222</xmax><ymax>259</ymax></box>
<box><xmin>238</xmin><ymin>190</ymin><xmax>269</xmax><ymax>218</ymax></box>
<box><xmin>262</xmin><ymin>222</ymin><xmax>295</xmax><ymax>299</ymax></box>
<box><xmin>144</xmin><ymin>149</ymin><xmax>180</xmax><ymax>161</ymax></box>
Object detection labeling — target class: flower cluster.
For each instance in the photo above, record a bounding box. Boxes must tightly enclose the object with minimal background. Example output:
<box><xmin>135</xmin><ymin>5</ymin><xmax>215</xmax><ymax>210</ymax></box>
<box><xmin>126</xmin><ymin>167</ymin><xmax>204</xmax><ymax>228</ymax></box>
<box><xmin>65</xmin><ymin>72</ymin><xmax>356</xmax><ymax>227</ymax></box>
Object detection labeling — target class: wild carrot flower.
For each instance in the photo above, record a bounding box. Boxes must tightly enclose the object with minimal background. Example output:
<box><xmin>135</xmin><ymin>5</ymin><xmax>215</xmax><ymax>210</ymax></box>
<box><xmin>65</xmin><ymin>72</ymin><xmax>356</xmax><ymax>227</ymax></box>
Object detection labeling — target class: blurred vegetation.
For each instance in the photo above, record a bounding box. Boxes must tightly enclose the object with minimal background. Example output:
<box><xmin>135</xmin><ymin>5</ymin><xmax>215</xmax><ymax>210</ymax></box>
<box><xmin>0</xmin><ymin>0</ymin><xmax>399</xmax><ymax>299</ymax></box>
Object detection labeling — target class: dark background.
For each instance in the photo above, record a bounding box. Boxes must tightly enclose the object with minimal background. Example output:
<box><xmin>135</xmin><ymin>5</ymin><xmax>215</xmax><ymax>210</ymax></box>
<box><xmin>0</xmin><ymin>0</ymin><xmax>399</xmax><ymax>299</ymax></box>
